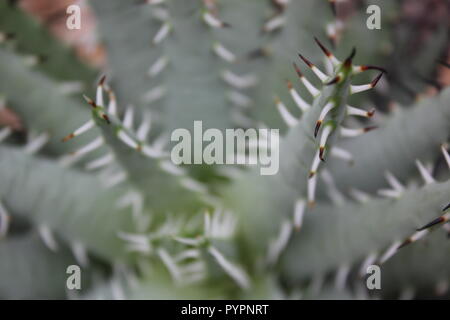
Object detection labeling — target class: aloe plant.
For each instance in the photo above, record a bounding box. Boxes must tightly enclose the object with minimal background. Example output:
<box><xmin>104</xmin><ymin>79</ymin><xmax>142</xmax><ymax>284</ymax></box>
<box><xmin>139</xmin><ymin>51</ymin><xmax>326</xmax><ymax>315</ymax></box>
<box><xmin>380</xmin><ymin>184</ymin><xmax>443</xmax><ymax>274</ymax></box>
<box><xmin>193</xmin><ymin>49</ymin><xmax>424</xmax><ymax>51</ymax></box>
<box><xmin>0</xmin><ymin>0</ymin><xmax>449</xmax><ymax>300</ymax></box>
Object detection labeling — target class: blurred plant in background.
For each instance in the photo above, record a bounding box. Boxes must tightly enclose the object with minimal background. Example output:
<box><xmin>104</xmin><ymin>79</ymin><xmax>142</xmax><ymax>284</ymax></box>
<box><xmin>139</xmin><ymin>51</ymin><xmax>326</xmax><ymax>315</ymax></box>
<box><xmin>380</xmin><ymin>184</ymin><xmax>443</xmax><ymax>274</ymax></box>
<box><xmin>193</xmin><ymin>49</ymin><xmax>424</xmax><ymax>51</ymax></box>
<box><xmin>0</xmin><ymin>0</ymin><xmax>449</xmax><ymax>299</ymax></box>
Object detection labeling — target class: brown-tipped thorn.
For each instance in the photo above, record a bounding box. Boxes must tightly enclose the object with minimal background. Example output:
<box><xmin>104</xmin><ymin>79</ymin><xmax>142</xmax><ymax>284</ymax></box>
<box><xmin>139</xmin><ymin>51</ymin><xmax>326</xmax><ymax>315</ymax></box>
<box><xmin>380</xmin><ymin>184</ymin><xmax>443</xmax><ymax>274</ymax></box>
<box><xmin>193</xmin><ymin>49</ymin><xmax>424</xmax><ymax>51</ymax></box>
<box><xmin>371</xmin><ymin>73</ymin><xmax>384</xmax><ymax>88</ymax></box>
<box><xmin>102</xmin><ymin>114</ymin><xmax>111</xmax><ymax>124</ymax></box>
<box><xmin>62</xmin><ymin>133</ymin><xmax>75</xmax><ymax>143</ymax></box>
<box><xmin>417</xmin><ymin>216</ymin><xmax>446</xmax><ymax>231</ymax></box>
<box><xmin>367</xmin><ymin>108</ymin><xmax>375</xmax><ymax>117</ymax></box>
<box><xmin>293</xmin><ymin>62</ymin><xmax>303</xmax><ymax>78</ymax></box>
<box><xmin>319</xmin><ymin>146</ymin><xmax>325</xmax><ymax>162</ymax></box>
<box><xmin>308</xmin><ymin>201</ymin><xmax>315</xmax><ymax>208</ymax></box>
<box><xmin>443</xmin><ymin>202</ymin><xmax>450</xmax><ymax>211</ymax></box>
<box><xmin>309</xmin><ymin>171</ymin><xmax>315</xmax><ymax>179</ymax></box>
<box><xmin>314</xmin><ymin>121</ymin><xmax>322</xmax><ymax>138</ymax></box>
<box><xmin>83</xmin><ymin>94</ymin><xmax>96</xmax><ymax>108</ymax></box>
<box><xmin>298</xmin><ymin>53</ymin><xmax>313</xmax><ymax>68</ymax></box>
<box><xmin>360</xmin><ymin>65</ymin><xmax>388</xmax><ymax>74</ymax></box>
<box><xmin>363</xmin><ymin>126</ymin><xmax>378</xmax><ymax>133</ymax></box>
<box><xmin>343</xmin><ymin>47</ymin><xmax>356</xmax><ymax>67</ymax></box>
<box><xmin>314</xmin><ymin>37</ymin><xmax>331</xmax><ymax>57</ymax></box>
<box><xmin>222</xmin><ymin>22</ymin><xmax>231</xmax><ymax>28</ymax></box>
<box><xmin>136</xmin><ymin>144</ymin><xmax>143</xmax><ymax>152</ymax></box>
<box><xmin>326</xmin><ymin>75</ymin><xmax>341</xmax><ymax>86</ymax></box>
<box><xmin>397</xmin><ymin>238</ymin><xmax>412</xmax><ymax>250</ymax></box>
<box><xmin>98</xmin><ymin>75</ymin><xmax>106</xmax><ymax>86</ymax></box>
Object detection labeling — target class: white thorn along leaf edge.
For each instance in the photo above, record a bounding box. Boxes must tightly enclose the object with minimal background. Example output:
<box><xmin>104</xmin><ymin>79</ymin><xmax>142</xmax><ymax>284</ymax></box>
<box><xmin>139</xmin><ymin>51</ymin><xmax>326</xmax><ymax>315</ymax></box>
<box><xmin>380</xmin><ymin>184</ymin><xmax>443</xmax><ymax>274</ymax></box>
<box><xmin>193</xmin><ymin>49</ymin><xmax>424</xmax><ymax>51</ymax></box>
<box><xmin>144</xmin><ymin>0</ymin><xmax>165</xmax><ymax>5</ymax></box>
<box><xmin>288</xmin><ymin>84</ymin><xmax>310</xmax><ymax>112</ymax></box>
<box><xmin>71</xmin><ymin>241</ymin><xmax>89</xmax><ymax>267</ymax></box>
<box><xmin>85</xmin><ymin>153</ymin><xmax>114</xmax><ymax>171</ymax></box>
<box><xmin>330</xmin><ymin>147</ymin><xmax>353</xmax><ymax>163</ymax></box>
<box><xmin>116</xmin><ymin>191</ymin><xmax>144</xmax><ymax>221</ymax></box>
<box><xmin>205</xmin><ymin>209</ymin><xmax>237</xmax><ymax>240</ymax></box>
<box><xmin>309</xmin><ymin>64</ymin><xmax>328</xmax><ymax>83</ymax></box>
<box><xmin>415</xmin><ymin>159</ymin><xmax>435</xmax><ymax>185</ymax></box>
<box><xmin>340</xmin><ymin>127</ymin><xmax>367</xmax><ymax>138</ymax></box>
<box><xmin>24</xmin><ymin>132</ymin><xmax>50</xmax><ymax>154</ymax></box>
<box><xmin>58</xmin><ymin>81</ymin><xmax>84</xmax><ymax>95</ymax></box>
<box><xmin>102</xmin><ymin>170</ymin><xmax>128</xmax><ymax>189</ymax></box>
<box><xmin>0</xmin><ymin>201</ymin><xmax>10</xmax><ymax>238</ymax></box>
<box><xmin>300</xmin><ymin>75</ymin><xmax>320</xmax><ymax>97</ymax></box>
<box><xmin>441</xmin><ymin>144</ymin><xmax>450</xmax><ymax>169</ymax></box>
<box><xmin>38</xmin><ymin>225</ymin><xmax>59</xmax><ymax>252</ymax></box>
<box><xmin>309</xmin><ymin>149</ymin><xmax>321</xmax><ymax>178</ymax></box>
<box><xmin>174</xmin><ymin>249</ymin><xmax>201</xmax><ymax>263</ymax></box>
<box><xmin>136</xmin><ymin>114</ymin><xmax>152</xmax><ymax>142</ymax></box>
<box><xmin>142</xmin><ymin>86</ymin><xmax>166</xmax><ymax>104</ymax></box>
<box><xmin>107</xmin><ymin>90</ymin><xmax>117</xmax><ymax>116</ymax></box>
<box><xmin>158</xmin><ymin>248</ymin><xmax>182</xmax><ymax>284</ymax></box>
<box><xmin>180</xmin><ymin>178</ymin><xmax>207</xmax><ymax>194</ymax></box>
<box><xmin>275</xmin><ymin>98</ymin><xmax>298</xmax><ymax>127</ymax></box>
<box><xmin>321</xmin><ymin>169</ymin><xmax>345</xmax><ymax>205</ymax></box>
<box><xmin>202</xmin><ymin>11</ymin><xmax>228</xmax><ymax>28</ymax></box>
<box><xmin>346</xmin><ymin>105</ymin><xmax>373</xmax><ymax>117</ymax></box>
<box><xmin>142</xmin><ymin>144</ymin><xmax>166</xmax><ymax>159</ymax></box>
<box><xmin>159</xmin><ymin>160</ymin><xmax>185</xmax><ymax>176</ymax></box>
<box><xmin>359</xmin><ymin>252</ymin><xmax>378</xmax><ymax>277</ymax></box>
<box><xmin>379</xmin><ymin>240</ymin><xmax>401</xmax><ymax>264</ymax></box>
<box><xmin>263</xmin><ymin>14</ymin><xmax>286</xmax><ymax>33</ymax></box>
<box><xmin>317</xmin><ymin>101</ymin><xmax>335</xmax><ymax>125</ymax></box>
<box><xmin>324</xmin><ymin>56</ymin><xmax>334</xmax><ymax>75</ymax></box>
<box><xmin>385</xmin><ymin>171</ymin><xmax>405</xmax><ymax>192</ymax></box>
<box><xmin>350</xmin><ymin>83</ymin><xmax>374</xmax><ymax>95</ymax></box>
<box><xmin>147</xmin><ymin>56</ymin><xmax>169</xmax><ymax>78</ymax></box>
<box><xmin>69</xmin><ymin>120</ymin><xmax>95</xmax><ymax>139</ymax></box>
<box><xmin>203</xmin><ymin>211</ymin><xmax>211</xmax><ymax>238</ymax></box>
<box><xmin>222</xmin><ymin>70</ymin><xmax>258</xmax><ymax>90</ymax></box>
<box><xmin>117</xmin><ymin>130</ymin><xmax>139</xmax><ymax>150</ymax></box>
<box><xmin>96</xmin><ymin>82</ymin><xmax>104</xmax><ymax>107</ymax></box>
<box><xmin>178</xmin><ymin>261</ymin><xmax>207</xmax><ymax>285</ymax></box>
<box><xmin>208</xmin><ymin>246</ymin><xmax>250</xmax><ymax>290</ymax></box>
<box><xmin>0</xmin><ymin>126</ymin><xmax>12</xmax><ymax>143</ymax></box>
<box><xmin>348</xmin><ymin>188</ymin><xmax>371</xmax><ymax>203</ymax></box>
<box><xmin>173</xmin><ymin>236</ymin><xmax>203</xmax><ymax>247</ymax></box>
<box><xmin>408</xmin><ymin>229</ymin><xmax>429</xmax><ymax>243</ymax></box>
<box><xmin>213</xmin><ymin>42</ymin><xmax>236</xmax><ymax>63</ymax></box>
<box><xmin>319</xmin><ymin>125</ymin><xmax>333</xmax><ymax>151</ymax></box>
<box><xmin>123</xmin><ymin>106</ymin><xmax>135</xmax><ymax>130</ymax></box>
<box><xmin>307</xmin><ymin>173</ymin><xmax>318</xmax><ymax>206</ymax></box>
<box><xmin>377</xmin><ymin>188</ymin><xmax>403</xmax><ymax>199</ymax></box>
<box><xmin>293</xmin><ymin>199</ymin><xmax>305</xmax><ymax>230</ymax></box>
<box><xmin>228</xmin><ymin>91</ymin><xmax>253</xmax><ymax>108</ymax></box>
<box><xmin>59</xmin><ymin>136</ymin><xmax>105</xmax><ymax>167</ymax></box>
<box><xmin>267</xmin><ymin>219</ymin><xmax>293</xmax><ymax>265</ymax></box>
<box><xmin>118</xmin><ymin>231</ymin><xmax>152</xmax><ymax>254</ymax></box>
<box><xmin>334</xmin><ymin>264</ymin><xmax>350</xmax><ymax>291</ymax></box>
<box><xmin>153</xmin><ymin>22</ymin><xmax>172</xmax><ymax>45</ymax></box>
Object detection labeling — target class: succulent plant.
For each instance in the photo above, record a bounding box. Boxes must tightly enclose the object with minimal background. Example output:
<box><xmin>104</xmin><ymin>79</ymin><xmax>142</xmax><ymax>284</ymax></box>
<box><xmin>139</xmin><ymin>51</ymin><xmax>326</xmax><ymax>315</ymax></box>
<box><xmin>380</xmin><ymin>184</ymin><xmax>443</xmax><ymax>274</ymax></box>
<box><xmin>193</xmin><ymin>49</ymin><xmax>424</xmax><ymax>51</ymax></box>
<box><xmin>0</xmin><ymin>0</ymin><xmax>449</xmax><ymax>300</ymax></box>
